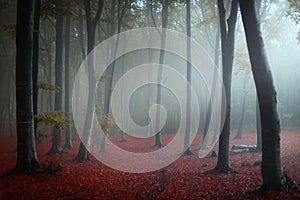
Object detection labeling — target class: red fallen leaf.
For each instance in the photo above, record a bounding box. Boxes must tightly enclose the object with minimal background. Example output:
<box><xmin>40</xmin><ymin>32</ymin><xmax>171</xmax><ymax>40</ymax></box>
<box><xmin>0</xmin><ymin>133</ymin><xmax>300</xmax><ymax>199</ymax></box>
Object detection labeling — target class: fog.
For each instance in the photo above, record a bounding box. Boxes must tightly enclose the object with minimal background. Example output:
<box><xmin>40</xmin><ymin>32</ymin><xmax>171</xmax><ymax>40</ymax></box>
<box><xmin>0</xmin><ymin>0</ymin><xmax>299</xmax><ymax>135</ymax></box>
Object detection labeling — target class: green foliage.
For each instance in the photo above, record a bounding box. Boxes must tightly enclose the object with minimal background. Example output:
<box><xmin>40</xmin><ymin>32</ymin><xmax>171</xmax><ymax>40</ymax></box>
<box><xmin>37</xmin><ymin>158</ymin><xmax>64</xmax><ymax>174</ymax></box>
<box><xmin>283</xmin><ymin>113</ymin><xmax>294</xmax><ymax>120</ymax></box>
<box><xmin>95</xmin><ymin>105</ymin><xmax>119</xmax><ymax>135</ymax></box>
<box><xmin>98</xmin><ymin>73</ymin><xmax>112</xmax><ymax>82</ymax></box>
<box><xmin>35</xmin><ymin>110</ymin><xmax>72</xmax><ymax>130</ymax></box>
<box><xmin>38</xmin><ymin>83</ymin><xmax>60</xmax><ymax>92</ymax></box>
<box><xmin>234</xmin><ymin>48</ymin><xmax>252</xmax><ymax>75</ymax></box>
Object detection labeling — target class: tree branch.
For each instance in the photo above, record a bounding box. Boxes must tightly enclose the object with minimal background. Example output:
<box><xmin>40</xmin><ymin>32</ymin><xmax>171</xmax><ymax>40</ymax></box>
<box><xmin>93</xmin><ymin>0</ymin><xmax>104</xmax><ymax>28</ymax></box>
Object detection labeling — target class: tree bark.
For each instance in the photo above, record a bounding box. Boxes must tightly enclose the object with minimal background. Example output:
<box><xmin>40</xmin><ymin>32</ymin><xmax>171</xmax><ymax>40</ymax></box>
<box><xmin>183</xmin><ymin>0</ymin><xmax>193</xmax><ymax>155</ymax></box>
<box><xmin>154</xmin><ymin>0</ymin><xmax>171</xmax><ymax>148</ymax></box>
<box><xmin>75</xmin><ymin>0</ymin><xmax>103</xmax><ymax>161</ymax></box>
<box><xmin>102</xmin><ymin>0</ymin><xmax>128</xmax><ymax>148</ymax></box>
<box><xmin>214</xmin><ymin>0</ymin><xmax>238</xmax><ymax>174</ymax></box>
<box><xmin>64</xmin><ymin>1</ymin><xmax>72</xmax><ymax>149</ymax></box>
<box><xmin>14</xmin><ymin>0</ymin><xmax>40</xmax><ymax>174</ymax></box>
<box><xmin>234</xmin><ymin>75</ymin><xmax>249</xmax><ymax>139</ymax></box>
<box><xmin>48</xmin><ymin>2</ymin><xmax>64</xmax><ymax>154</ymax></box>
<box><xmin>202</xmin><ymin>27</ymin><xmax>220</xmax><ymax>149</ymax></box>
<box><xmin>239</xmin><ymin>0</ymin><xmax>286</xmax><ymax>192</ymax></box>
<box><xmin>32</xmin><ymin>0</ymin><xmax>41</xmax><ymax>137</ymax></box>
<box><xmin>78</xmin><ymin>4</ymin><xmax>86</xmax><ymax>60</ymax></box>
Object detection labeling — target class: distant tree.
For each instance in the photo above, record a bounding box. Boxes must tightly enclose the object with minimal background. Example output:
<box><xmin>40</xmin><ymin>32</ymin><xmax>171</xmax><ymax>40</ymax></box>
<box><xmin>183</xmin><ymin>0</ymin><xmax>193</xmax><ymax>155</ymax></box>
<box><xmin>101</xmin><ymin>0</ymin><xmax>129</xmax><ymax>152</ymax></box>
<box><xmin>153</xmin><ymin>0</ymin><xmax>173</xmax><ymax>148</ymax></box>
<box><xmin>75</xmin><ymin>0</ymin><xmax>104</xmax><ymax>161</ymax></box>
<box><xmin>14</xmin><ymin>0</ymin><xmax>40</xmax><ymax>173</ymax></box>
<box><xmin>195</xmin><ymin>1</ymin><xmax>220</xmax><ymax>149</ymax></box>
<box><xmin>48</xmin><ymin>0</ymin><xmax>64</xmax><ymax>154</ymax></box>
<box><xmin>234</xmin><ymin>74</ymin><xmax>251</xmax><ymax>139</ymax></box>
<box><xmin>39</xmin><ymin>15</ymin><xmax>55</xmax><ymax>112</ymax></box>
<box><xmin>63</xmin><ymin>0</ymin><xmax>72</xmax><ymax>149</ymax></box>
<box><xmin>239</xmin><ymin>0</ymin><xmax>293</xmax><ymax>192</ymax></box>
<box><xmin>32</xmin><ymin>0</ymin><xmax>41</xmax><ymax>136</ymax></box>
<box><xmin>214</xmin><ymin>0</ymin><xmax>238</xmax><ymax>174</ymax></box>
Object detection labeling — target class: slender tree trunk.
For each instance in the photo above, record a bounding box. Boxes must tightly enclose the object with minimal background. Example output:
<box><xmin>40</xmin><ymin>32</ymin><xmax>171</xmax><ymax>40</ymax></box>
<box><xmin>102</xmin><ymin>0</ymin><xmax>128</xmax><ymax>147</ymax></box>
<box><xmin>203</xmin><ymin>27</ymin><xmax>220</xmax><ymax>149</ymax></box>
<box><xmin>32</xmin><ymin>0</ymin><xmax>41</xmax><ymax>137</ymax></box>
<box><xmin>183</xmin><ymin>0</ymin><xmax>193</xmax><ymax>155</ymax></box>
<box><xmin>100</xmin><ymin>135</ymin><xmax>107</xmax><ymax>153</ymax></box>
<box><xmin>234</xmin><ymin>75</ymin><xmax>249</xmax><ymax>139</ymax></box>
<box><xmin>118</xmin><ymin>1</ymin><xmax>128</xmax><ymax>142</ymax></box>
<box><xmin>48</xmin><ymin>3</ymin><xmax>64</xmax><ymax>154</ymax></box>
<box><xmin>64</xmin><ymin>1</ymin><xmax>72</xmax><ymax>149</ymax></box>
<box><xmin>103</xmin><ymin>0</ymin><xmax>117</xmax><ymax>120</ymax></box>
<box><xmin>78</xmin><ymin>3</ymin><xmax>86</xmax><ymax>60</ymax></box>
<box><xmin>239</xmin><ymin>0</ymin><xmax>287</xmax><ymax>192</ymax></box>
<box><xmin>47</xmin><ymin>53</ymin><xmax>53</xmax><ymax>111</ymax></box>
<box><xmin>214</xmin><ymin>0</ymin><xmax>238</xmax><ymax>174</ymax></box>
<box><xmin>14</xmin><ymin>0</ymin><xmax>40</xmax><ymax>174</ymax></box>
<box><xmin>75</xmin><ymin>0</ymin><xmax>103</xmax><ymax>161</ymax></box>
<box><xmin>43</xmin><ymin>20</ymin><xmax>54</xmax><ymax>111</ymax></box>
<box><xmin>154</xmin><ymin>0</ymin><xmax>170</xmax><ymax>148</ymax></box>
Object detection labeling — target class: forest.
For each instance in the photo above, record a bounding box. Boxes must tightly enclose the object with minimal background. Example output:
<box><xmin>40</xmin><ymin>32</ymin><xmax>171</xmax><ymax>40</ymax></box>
<box><xmin>0</xmin><ymin>0</ymin><xmax>300</xmax><ymax>199</ymax></box>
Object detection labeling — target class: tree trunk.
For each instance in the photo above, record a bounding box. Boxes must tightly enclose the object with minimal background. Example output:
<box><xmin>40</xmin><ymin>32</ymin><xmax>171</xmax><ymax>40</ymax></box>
<box><xmin>48</xmin><ymin>3</ymin><xmax>64</xmax><ymax>154</ymax></box>
<box><xmin>75</xmin><ymin>0</ymin><xmax>103</xmax><ymax>161</ymax></box>
<box><xmin>183</xmin><ymin>0</ymin><xmax>193</xmax><ymax>155</ymax></box>
<box><xmin>100</xmin><ymin>135</ymin><xmax>107</xmax><ymax>153</ymax></box>
<box><xmin>42</xmin><ymin>19</ymin><xmax>54</xmax><ymax>111</ymax></box>
<box><xmin>239</xmin><ymin>0</ymin><xmax>286</xmax><ymax>192</ymax></box>
<box><xmin>32</xmin><ymin>0</ymin><xmax>41</xmax><ymax>137</ymax></box>
<box><xmin>234</xmin><ymin>75</ymin><xmax>249</xmax><ymax>139</ymax></box>
<box><xmin>14</xmin><ymin>0</ymin><xmax>40</xmax><ymax>174</ymax></box>
<box><xmin>214</xmin><ymin>0</ymin><xmax>238</xmax><ymax>174</ymax></box>
<box><xmin>64</xmin><ymin>1</ymin><xmax>72</xmax><ymax>149</ymax></box>
<box><xmin>103</xmin><ymin>0</ymin><xmax>116</xmax><ymax>120</ymax></box>
<box><xmin>203</xmin><ymin>27</ymin><xmax>220</xmax><ymax>149</ymax></box>
<box><xmin>117</xmin><ymin>1</ymin><xmax>129</xmax><ymax>142</ymax></box>
<box><xmin>78</xmin><ymin>4</ymin><xmax>86</xmax><ymax>60</ymax></box>
<box><xmin>154</xmin><ymin>0</ymin><xmax>170</xmax><ymax>148</ymax></box>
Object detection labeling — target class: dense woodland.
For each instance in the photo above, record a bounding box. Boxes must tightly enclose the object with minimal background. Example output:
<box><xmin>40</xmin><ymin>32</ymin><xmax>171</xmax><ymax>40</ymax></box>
<box><xmin>1</xmin><ymin>0</ymin><xmax>300</xmax><ymax>199</ymax></box>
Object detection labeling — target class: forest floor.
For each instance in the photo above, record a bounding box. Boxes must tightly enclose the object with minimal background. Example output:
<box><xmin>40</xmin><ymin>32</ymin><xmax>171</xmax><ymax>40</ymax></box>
<box><xmin>0</xmin><ymin>130</ymin><xmax>300</xmax><ymax>199</ymax></box>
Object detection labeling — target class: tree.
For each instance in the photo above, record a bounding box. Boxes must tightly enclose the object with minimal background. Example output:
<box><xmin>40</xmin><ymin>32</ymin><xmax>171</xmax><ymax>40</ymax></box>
<box><xmin>63</xmin><ymin>0</ymin><xmax>72</xmax><ymax>149</ymax></box>
<box><xmin>32</xmin><ymin>0</ymin><xmax>41</xmax><ymax>136</ymax></box>
<box><xmin>214</xmin><ymin>0</ymin><xmax>238</xmax><ymax>174</ymax></box>
<box><xmin>196</xmin><ymin>1</ymin><xmax>220</xmax><ymax>149</ymax></box>
<box><xmin>153</xmin><ymin>0</ymin><xmax>173</xmax><ymax>148</ymax></box>
<box><xmin>183</xmin><ymin>0</ymin><xmax>193</xmax><ymax>155</ymax></box>
<box><xmin>101</xmin><ymin>0</ymin><xmax>129</xmax><ymax>152</ymax></box>
<box><xmin>239</xmin><ymin>0</ymin><xmax>291</xmax><ymax>192</ymax></box>
<box><xmin>48</xmin><ymin>0</ymin><xmax>64</xmax><ymax>154</ymax></box>
<box><xmin>234</xmin><ymin>74</ymin><xmax>251</xmax><ymax>139</ymax></box>
<box><xmin>75</xmin><ymin>0</ymin><xmax>104</xmax><ymax>161</ymax></box>
<box><xmin>14</xmin><ymin>0</ymin><xmax>40</xmax><ymax>173</ymax></box>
